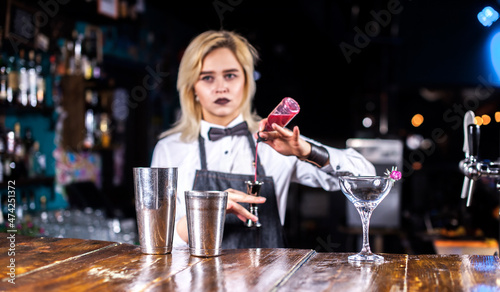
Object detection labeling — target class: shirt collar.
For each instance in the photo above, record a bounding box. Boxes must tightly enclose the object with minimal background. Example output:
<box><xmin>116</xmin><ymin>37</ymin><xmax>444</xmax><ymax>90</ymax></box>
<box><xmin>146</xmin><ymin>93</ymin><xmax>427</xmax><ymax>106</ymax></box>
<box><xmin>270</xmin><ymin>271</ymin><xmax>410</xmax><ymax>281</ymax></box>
<box><xmin>200</xmin><ymin>115</ymin><xmax>245</xmax><ymax>140</ymax></box>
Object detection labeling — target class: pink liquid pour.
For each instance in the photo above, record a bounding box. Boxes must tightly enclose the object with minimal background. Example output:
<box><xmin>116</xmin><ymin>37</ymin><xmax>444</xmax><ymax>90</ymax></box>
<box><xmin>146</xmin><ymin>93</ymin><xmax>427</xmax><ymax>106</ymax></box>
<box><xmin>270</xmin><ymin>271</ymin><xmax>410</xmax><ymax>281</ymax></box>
<box><xmin>254</xmin><ymin>142</ymin><xmax>259</xmax><ymax>183</ymax></box>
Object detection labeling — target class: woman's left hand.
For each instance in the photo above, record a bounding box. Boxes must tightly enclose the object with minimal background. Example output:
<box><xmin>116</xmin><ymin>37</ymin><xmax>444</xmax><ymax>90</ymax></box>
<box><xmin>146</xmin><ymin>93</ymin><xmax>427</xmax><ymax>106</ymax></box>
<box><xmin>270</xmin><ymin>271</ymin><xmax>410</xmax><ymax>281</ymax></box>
<box><xmin>256</xmin><ymin>119</ymin><xmax>311</xmax><ymax>159</ymax></box>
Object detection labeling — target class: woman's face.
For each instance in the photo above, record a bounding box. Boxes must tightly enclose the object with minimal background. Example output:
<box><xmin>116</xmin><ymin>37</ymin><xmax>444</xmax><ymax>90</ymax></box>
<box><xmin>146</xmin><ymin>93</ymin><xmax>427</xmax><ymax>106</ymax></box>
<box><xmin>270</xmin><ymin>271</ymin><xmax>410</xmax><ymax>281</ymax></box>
<box><xmin>194</xmin><ymin>47</ymin><xmax>245</xmax><ymax>126</ymax></box>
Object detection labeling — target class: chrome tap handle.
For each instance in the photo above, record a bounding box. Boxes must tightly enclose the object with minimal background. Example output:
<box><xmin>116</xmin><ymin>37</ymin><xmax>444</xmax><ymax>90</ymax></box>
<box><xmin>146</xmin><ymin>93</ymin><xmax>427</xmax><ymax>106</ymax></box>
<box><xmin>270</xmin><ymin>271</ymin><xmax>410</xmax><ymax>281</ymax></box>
<box><xmin>467</xmin><ymin>124</ymin><xmax>480</xmax><ymax>158</ymax></box>
<box><xmin>461</xmin><ymin>176</ymin><xmax>471</xmax><ymax>199</ymax></box>
<box><xmin>463</xmin><ymin>177</ymin><xmax>475</xmax><ymax>207</ymax></box>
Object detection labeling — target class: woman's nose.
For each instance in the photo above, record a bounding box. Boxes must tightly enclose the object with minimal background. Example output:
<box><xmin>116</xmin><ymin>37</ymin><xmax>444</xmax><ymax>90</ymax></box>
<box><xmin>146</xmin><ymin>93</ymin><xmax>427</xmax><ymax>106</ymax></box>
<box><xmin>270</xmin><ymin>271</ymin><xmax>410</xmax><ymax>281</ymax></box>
<box><xmin>214</xmin><ymin>79</ymin><xmax>229</xmax><ymax>94</ymax></box>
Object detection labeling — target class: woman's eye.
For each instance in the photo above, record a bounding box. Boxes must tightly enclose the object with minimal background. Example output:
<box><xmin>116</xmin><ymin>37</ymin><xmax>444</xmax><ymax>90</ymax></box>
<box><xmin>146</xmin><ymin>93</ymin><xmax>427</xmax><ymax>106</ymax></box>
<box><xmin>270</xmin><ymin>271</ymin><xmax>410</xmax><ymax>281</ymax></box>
<box><xmin>225</xmin><ymin>73</ymin><xmax>236</xmax><ymax>79</ymax></box>
<box><xmin>201</xmin><ymin>75</ymin><xmax>213</xmax><ymax>81</ymax></box>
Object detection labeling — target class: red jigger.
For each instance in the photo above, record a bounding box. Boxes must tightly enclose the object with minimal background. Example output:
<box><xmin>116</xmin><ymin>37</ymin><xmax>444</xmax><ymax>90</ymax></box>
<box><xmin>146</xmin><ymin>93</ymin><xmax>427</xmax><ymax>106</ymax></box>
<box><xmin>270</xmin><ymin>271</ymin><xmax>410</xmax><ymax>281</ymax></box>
<box><xmin>245</xmin><ymin>181</ymin><xmax>264</xmax><ymax>227</ymax></box>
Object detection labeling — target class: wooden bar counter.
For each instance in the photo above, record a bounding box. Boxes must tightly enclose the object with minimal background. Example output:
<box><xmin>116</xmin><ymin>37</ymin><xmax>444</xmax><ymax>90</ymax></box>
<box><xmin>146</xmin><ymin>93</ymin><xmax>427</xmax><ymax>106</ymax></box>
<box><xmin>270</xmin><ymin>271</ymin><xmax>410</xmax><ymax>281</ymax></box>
<box><xmin>1</xmin><ymin>234</ymin><xmax>499</xmax><ymax>291</ymax></box>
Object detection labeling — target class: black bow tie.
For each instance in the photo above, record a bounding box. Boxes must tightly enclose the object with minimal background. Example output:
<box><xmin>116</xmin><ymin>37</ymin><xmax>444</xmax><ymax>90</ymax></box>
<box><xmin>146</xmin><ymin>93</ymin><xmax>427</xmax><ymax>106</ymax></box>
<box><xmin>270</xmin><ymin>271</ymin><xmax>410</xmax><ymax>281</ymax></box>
<box><xmin>208</xmin><ymin>122</ymin><xmax>249</xmax><ymax>141</ymax></box>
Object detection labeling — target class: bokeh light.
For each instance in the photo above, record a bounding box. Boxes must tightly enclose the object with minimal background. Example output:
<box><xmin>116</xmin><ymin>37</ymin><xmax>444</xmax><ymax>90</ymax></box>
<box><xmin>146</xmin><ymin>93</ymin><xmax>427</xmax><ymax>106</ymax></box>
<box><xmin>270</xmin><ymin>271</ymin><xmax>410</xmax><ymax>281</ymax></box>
<box><xmin>362</xmin><ymin>117</ymin><xmax>373</xmax><ymax>128</ymax></box>
<box><xmin>411</xmin><ymin>114</ymin><xmax>424</xmax><ymax>127</ymax></box>
<box><xmin>481</xmin><ymin>114</ymin><xmax>491</xmax><ymax>125</ymax></box>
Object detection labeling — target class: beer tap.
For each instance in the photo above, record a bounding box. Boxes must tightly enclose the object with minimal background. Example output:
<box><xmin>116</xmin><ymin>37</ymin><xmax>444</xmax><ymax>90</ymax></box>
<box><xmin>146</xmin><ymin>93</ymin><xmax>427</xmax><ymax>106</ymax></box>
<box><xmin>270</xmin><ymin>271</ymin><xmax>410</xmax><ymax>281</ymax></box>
<box><xmin>459</xmin><ymin>111</ymin><xmax>500</xmax><ymax>207</ymax></box>
<box><xmin>459</xmin><ymin>111</ymin><xmax>480</xmax><ymax>207</ymax></box>
<box><xmin>459</xmin><ymin>111</ymin><xmax>500</xmax><ymax>255</ymax></box>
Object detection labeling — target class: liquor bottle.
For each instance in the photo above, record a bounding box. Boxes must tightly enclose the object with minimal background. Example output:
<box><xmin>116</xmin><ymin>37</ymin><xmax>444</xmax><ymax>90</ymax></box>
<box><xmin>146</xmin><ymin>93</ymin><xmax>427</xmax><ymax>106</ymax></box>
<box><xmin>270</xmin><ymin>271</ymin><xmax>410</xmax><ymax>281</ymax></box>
<box><xmin>82</xmin><ymin>32</ymin><xmax>92</xmax><ymax>80</ymax></box>
<box><xmin>84</xmin><ymin>29</ymin><xmax>100</xmax><ymax>79</ymax></box>
<box><xmin>0</xmin><ymin>123</ymin><xmax>5</xmax><ymax>183</ymax></box>
<box><xmin>66</xmin><ymin>30</ymin><xmax>77</xmax><ymax>75</ymax></box>
<box><xmin>35</xmin><ymin>53</ymin><xmax>45</xmax><ymax>106</ymax></box>
<box><xmin>28</xmin><ymin>141</ymin><xmax>44</xmax><ymax>177</ymax></box>
<box><xmin>13</xmin><ymin>122</ymin><xmax>25</xmax><ymax>160</ymax></box>
<box><xmin>0</xmin><ymin>54</ymin><xmax>7</xmax><ymax>103</ymax></box>
<box><xmin>50</xmin><ymin>54</ymin><xmax>62</xmax><ymax>106</ymax></box>
<box><xmin>18</xmin><ymin>49</ymin><xmax>28</xmax><ymax>106</ymax></box>
<box><xmin>6</xmin><ymin>54</ymin><xmax>19</xmax><ymax>104</ymax></box>
<box><xmin>13</xmin><ymin>123</ymin><xmax>27</xmax><ymax>178</ymax></box>
<box><xmin>0</xmin><ymin>196</ymin><xmax>3</xmax><ymax>224</ymax></box>
<box><xmin>4</xmin><ymin>128</ymin><xmax>14</xmax><ymax>180</ymax></box>
<box><xmin>23</xmin><ymin>127</ymin><xmax>34</xmax><ymax>154</ymax></box>
<box><xmin>74</xmin><ymin>32</ymin><xmax>84</xmax><ymax>75</ymax></box>
<box><xmin>28</xmin><ymin>50</ymin><xmax>37</xmax><ymax>107</ymax></box>
<box><xmin>84</xmin><ymin>109</ymin><xmax>95</xmax><ymax>149</ymax></box>
<box><xmin>28</xmin><ymin>191</ymin><xmax>36</xmax><ymax>213</ymax></box>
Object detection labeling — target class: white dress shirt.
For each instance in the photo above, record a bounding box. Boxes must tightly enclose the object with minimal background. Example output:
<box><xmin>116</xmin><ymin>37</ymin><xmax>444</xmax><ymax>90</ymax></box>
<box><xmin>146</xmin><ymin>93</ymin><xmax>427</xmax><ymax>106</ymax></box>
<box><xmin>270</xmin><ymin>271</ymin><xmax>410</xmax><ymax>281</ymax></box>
<box><xmin>151</xmin><ymin>115</ymin><xmax>376</xmax><ymax>247</ymax></box>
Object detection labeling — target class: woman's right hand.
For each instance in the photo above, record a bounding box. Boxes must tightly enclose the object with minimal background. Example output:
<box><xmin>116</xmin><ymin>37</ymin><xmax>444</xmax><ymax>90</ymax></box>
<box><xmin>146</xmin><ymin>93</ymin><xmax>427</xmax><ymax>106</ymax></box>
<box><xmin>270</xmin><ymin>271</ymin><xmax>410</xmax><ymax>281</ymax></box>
<box><xmin>225</xmin><ymin>188</ymin><xmax>266</xmax><ymax>222</ymax></box>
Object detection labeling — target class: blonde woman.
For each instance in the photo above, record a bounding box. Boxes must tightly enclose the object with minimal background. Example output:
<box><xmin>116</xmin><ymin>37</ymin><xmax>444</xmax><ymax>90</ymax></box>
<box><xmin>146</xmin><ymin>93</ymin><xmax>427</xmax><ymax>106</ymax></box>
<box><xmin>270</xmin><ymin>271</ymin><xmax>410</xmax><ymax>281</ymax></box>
<box><xmin>151</xmin><ymin>30</ymin><xmax>375</xmax><ymax>249</ymax></box>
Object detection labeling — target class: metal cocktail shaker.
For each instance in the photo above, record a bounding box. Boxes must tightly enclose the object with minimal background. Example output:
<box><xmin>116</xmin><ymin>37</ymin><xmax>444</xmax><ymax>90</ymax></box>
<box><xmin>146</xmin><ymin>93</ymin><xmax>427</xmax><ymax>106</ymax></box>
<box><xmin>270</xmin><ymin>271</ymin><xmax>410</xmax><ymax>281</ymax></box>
<box><xmin>185</xmin><ymin>191</ymin><xmax>228</xmax><ymax>257</ymax></box>
<box><xmin>133</xmin><ymin>167</ymin><xmax>177</xmax><ymax>254</ymax></box>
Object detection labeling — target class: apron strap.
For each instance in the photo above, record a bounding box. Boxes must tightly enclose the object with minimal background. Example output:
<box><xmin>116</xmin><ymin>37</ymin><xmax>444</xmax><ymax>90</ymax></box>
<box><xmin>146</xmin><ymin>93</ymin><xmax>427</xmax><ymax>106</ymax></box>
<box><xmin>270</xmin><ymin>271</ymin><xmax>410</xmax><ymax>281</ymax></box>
<box><xmin>198</xmin><ymin>135</ymin><xmax>208</xmax><ymax>170</ymax></box>
<box><xmin>198</xmin><ymin>132</ymin><xmax>266</xmax><ymax>176</ymax></box>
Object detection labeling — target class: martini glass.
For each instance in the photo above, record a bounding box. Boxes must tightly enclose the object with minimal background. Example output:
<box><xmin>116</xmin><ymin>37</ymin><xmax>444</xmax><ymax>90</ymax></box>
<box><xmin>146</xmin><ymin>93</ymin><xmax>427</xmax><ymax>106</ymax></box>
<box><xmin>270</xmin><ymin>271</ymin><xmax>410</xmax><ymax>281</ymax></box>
<box><xmin>339</xmin><ymin>176</ymin><xmax>394</xmax><ymax>262</ymax></box>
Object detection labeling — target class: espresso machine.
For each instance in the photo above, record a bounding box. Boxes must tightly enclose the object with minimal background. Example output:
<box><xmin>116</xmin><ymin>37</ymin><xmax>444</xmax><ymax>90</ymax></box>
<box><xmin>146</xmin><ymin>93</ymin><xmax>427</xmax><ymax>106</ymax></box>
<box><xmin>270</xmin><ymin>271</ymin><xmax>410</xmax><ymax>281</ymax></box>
<box><xmin>459</xmin><ymin>110</ymin><xmax>500</xmax><ymax>253</ymax></box>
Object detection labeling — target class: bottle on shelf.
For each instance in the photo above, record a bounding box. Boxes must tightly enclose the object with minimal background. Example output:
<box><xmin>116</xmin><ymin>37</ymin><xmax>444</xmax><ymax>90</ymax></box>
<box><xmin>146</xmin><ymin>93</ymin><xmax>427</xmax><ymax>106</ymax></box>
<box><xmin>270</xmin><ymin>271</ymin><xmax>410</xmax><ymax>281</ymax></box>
<box><xmin>28</xmin><ymin>50</ymin><xmax>37</xmax><ymax>107</ymax></box>
<box><xmin>28</xmin><ymin>191</ymin><xmax>36</xmax><ymax>213</ymax></box>
<box><xmin>82</xmin><ymin>31</ymin><xmax>92</xmax><ymax>80</ymax></box>
<box><xmin>74</xmin><ymin>32</ymin><xmax>84</xmax><ymax>76</ymax></box>
<box><xmin>1</xmin><ymin>195</ymin><xmax>6</xmax><ymax>224</ymax></box>
<box><xmin>84</xmin><ymin>89</ymin><xmax>98</xmax><ymax>149</ymax></box>
<box><xmin>28</xmin><ymin>141</ymin><xmax>45</xmax><ymax>178</ymax></box>
<box><xmin>83</xmin><ymin>29</ymin><xmax>101</xmax><ymax>80</ymax></box>
<box><xmin>65</xmin><ymin>30</ymin><xmax>77</xmax><ymax>75</ymax></box>
<box><xmin>18</xmin><ymin>49</ymin><xmax>28</xmax><ymax>106</ymax></box>
<box><xmin>0</xmin><ymin>196</ymin><xmax>4</xmax><ymax>224</ymax></box>
<box><xmin>40</xmin><ymin>195</ymin><xmax>47</xmax><ymax>212</ymax></box>
<box><xmin>99</xmin><ymin>113</ymin><xmax>111</xmax><ymax>149</ymax></box>
<box><xmin>23</xmin><ymin>127</ymin><xmax>34</xmax><ymax>154</ymax></box>
<box><xmin>13</xmin><ymin>122</ymin><xmax>27</xmax><ymax>178</ymax></box>
<box><xmin>0</xmin><ymin>123</ymin><xmax>6</xmax><ymax>183</ymax></box>
<box><xmin>21</xmin><ymin>190</ymin><xmax>29</xmax><ymax>216</ymax></box>
<box><xmin>35</xmin><ymin>53</ymin><xmax>45</xmax><ymax>107</ymax></box>
<box><xmin>4</xmin><ymin>127</ymin><xmax>14</xmax><ymax>180</ymax></box>
<box><xmin>50</xmin><ymin>54</ymin><xmax>62</xmax><ymax>106</ymax></box>
<box><xmin>6</xmin><ymin>53</ymin><xmax>19</xmax><ymax>105</ymax></box>
<box><xmin>0</xmin><ymin>54</ymin><xmax>8</xmax><ymax>103</ymax></box>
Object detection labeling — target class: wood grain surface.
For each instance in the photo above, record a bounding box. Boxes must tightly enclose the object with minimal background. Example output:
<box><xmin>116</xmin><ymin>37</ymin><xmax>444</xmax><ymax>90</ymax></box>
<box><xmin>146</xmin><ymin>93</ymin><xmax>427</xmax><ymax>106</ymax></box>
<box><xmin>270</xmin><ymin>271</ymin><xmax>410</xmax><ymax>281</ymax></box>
<box><xmin>0</xmin><ymin>234</ymin><xmax>499</xmax><ymax>291</ymax></box>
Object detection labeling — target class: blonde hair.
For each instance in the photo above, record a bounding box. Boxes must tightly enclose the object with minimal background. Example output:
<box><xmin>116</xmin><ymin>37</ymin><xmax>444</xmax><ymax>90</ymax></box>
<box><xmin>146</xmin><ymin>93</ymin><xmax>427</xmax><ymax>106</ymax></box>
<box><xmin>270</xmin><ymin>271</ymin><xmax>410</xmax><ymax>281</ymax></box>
<box><xmin>159</xmin><ymin>30</ymin><xmax>261</xmax><ymax>142</ymax></box>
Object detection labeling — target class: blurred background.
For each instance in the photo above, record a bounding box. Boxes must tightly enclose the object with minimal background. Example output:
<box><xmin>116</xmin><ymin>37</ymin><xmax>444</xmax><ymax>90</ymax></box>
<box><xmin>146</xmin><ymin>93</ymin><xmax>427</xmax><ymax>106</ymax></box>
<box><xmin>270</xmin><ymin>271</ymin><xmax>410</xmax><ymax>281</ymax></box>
<box><xmin>0</xmin><ymin>0</ymin><xmax>499</xmax><ymax>255</ymax></box>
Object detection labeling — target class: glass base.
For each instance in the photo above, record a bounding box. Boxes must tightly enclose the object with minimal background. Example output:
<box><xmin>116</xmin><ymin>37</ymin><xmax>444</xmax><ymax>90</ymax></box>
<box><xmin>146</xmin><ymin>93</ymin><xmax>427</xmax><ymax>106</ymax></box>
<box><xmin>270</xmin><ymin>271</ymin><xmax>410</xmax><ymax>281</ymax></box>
<box><xmin>348</xmin><ymin>253</ymin><xmax>384</xmax><ymax>263</ymax></box>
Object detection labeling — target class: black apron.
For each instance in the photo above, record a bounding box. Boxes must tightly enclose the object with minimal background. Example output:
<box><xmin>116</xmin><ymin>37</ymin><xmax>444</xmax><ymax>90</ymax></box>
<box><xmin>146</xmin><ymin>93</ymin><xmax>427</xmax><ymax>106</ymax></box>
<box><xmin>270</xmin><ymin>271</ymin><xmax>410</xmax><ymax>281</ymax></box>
<box><xmin>192</xmin><ymin>133</ymin><xmax>285</xmax><ymax>248</ymax></box>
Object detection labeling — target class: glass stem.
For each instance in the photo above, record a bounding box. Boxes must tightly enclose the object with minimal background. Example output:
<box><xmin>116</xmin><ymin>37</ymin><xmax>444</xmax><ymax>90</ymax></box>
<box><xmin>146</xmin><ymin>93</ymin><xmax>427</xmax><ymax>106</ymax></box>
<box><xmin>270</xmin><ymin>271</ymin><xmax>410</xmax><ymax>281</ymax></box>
<box><xmin>358</xmin><ymin>209</ymin><xmax>373</xmax><ymax>254</ymax></box>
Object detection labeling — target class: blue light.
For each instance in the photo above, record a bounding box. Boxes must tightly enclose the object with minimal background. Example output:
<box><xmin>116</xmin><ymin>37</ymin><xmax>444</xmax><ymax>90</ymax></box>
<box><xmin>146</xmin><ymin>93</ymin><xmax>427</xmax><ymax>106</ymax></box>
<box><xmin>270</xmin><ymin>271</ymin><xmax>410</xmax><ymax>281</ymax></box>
<box><xmin>491</xmin><ymin>32</ymin><xmax>500</xmax><ymax>80</ymax></box>
<box><xmin>478</xmin><ymin>6</ymin><xmax>499</xmax><ymax>27</ymax></box>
